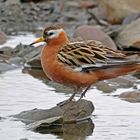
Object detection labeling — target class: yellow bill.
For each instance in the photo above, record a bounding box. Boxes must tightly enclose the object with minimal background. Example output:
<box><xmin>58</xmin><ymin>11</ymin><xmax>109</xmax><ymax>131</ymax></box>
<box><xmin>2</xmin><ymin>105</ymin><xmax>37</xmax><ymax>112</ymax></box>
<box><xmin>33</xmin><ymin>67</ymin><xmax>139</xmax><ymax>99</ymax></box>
<box><xmin>30</xmin><ymin>36</ymin><xmax>45</xmax><ymax>46</ymax></box>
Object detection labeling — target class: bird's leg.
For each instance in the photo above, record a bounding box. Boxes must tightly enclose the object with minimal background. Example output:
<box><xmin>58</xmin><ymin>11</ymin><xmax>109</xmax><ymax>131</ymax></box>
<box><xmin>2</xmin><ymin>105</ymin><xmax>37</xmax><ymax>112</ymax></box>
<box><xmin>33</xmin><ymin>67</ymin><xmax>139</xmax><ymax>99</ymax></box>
<box><xmin>78</xmin><ymin>85</ymin><xmax>91</xmax><ymax>101</ymax></box>
<box><xmin>57</xmin><ymin>92</ymin><xmax>77</xmax><ymax>106</ymax></box>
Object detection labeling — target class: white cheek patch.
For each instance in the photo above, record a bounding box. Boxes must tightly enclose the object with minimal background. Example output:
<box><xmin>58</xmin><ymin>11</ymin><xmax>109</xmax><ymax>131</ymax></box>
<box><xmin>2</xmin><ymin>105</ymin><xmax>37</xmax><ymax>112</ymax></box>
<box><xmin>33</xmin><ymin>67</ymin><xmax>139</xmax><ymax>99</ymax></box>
<box><xmin>48</xmin><ymin>29</ymin><xmax>64</xmax><ymax>39</ymax></box>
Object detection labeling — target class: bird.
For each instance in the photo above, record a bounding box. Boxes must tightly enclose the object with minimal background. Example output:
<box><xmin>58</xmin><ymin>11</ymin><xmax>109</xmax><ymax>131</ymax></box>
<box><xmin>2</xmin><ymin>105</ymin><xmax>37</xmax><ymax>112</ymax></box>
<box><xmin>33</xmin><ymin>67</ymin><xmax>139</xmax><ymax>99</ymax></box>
<box><xmin>30</xmin><ymin>25</ymin><xmax>140</xmax><ymax>105</ymax></box>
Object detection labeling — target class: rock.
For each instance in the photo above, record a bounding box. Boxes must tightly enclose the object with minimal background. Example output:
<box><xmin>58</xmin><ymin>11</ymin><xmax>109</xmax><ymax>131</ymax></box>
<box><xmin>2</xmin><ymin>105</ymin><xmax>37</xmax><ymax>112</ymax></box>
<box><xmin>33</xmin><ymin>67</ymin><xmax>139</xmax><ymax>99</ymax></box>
<box><xmin>79</xmin><ymin>0</ymin><xmax>97</xmax><ymax>9</ymax></box>
<box><xmin>61</xmin><ymin>100</ymin><xmax>94</xmax><ymax>123</ymax></box>
<box><xmin>0</xmin><ymin>53</ymin><xmax>19</xmax><ymax>72</ymax></box>
<box><xmin>13</xmin><ymin>99</ymin><xmax>94</xmax><ymax>124</ymax></box>
<box><xmin>95</xmin><ymin>81</ymin><xmax>116</xmax><ymax>93</ymax></box>
<box><xmin>12</xmin><ymin>44</ymin><xmax>42</xmax><ymax>63</ymax></box>
<box><xmin>0</xmin><ymin>62</ymin><xmax>18</xmax><ymax>72</ymax></box>
<box><xmin>13</xmin><ymin>100</ymin><xmax>94</xmax><ymax>137</ymax></box>
<box><xmin>105</xmin><ymin>25</ymin><xmax>122</xmax><ymax>39</ymax></box>
<box><xmin>0</xmin><ymin>47</ymin><xmax>25</xmax><ymax>68</ymax></box>
<box><xmin>115</xmin><ymin>18</ymin><xmax>140</xmax><ymax>50</ymax></box>
<box><xmin>123</xmin><ymin>13</ymin><xmax>140</xmax><ymax>25</ymax></box>
<box><xmin>119</xmin><ymin>90</ymin><xmax>140</xmax><ymax>103</ymax></box>
<box><xmin>0</xmin><ymin>31</ymin><xmax>7</xmax><ymax>45</ymax></box>
<box><xmin>97</xmin><ymin>0</ymin><xmax>140</xmax><ymax>24</ymax></box>
<box><xmin>24</xmin><ymin>47</ymin><xmax>42</xmax><ymax>66</ymax></box>
<box><xmin>95</xmin><ymin>75</ymin><xmax>138</xmax><ymax>93</ymax></box>
<box><xmin>133</xmin><ymin>71</ymin><xmax>140</xmax><ymax>79</ymax></box>
<box><xmin>0</xmin><ymin>54</ymin><xmax>10</xmax><ymax>62</ymax></box>
<box><xmin>27</xmin><ymin>116</ymin><xmax>63</xmax><ymax>130</ymax></box>
<box><xmin>25</xmin><ymin>57</ymin><xmax>41</xmax><ymax>69</ymax></box>
<box><xmin>22</xmin><ymin>69</ymin><xmax>47</xmax><ymax>80</ymax></box>
<box><xmin>9</xmin><ymin>57</ymin><xmax>25</xmax><ymax>65</ymax></box>
<box><xmin>0</xmin><ymin>46</ymin><xmax>12</xmax><ymax>56</ymax></box>
<box><xmin>73</xmin><ymin>25</ymin><xmax>117</xmax><ymax>50</ymax></box>
<box><xmin>12</xmin><ymin>44</ymin><xmax>33</xmax><ymax>57</ymax></box>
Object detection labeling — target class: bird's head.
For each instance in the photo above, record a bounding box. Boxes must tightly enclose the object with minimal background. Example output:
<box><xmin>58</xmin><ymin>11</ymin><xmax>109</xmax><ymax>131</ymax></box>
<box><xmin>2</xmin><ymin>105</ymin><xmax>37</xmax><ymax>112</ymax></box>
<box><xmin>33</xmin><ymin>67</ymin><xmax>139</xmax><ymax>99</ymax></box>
<box><xmin>30</xmin><ymin>25</ymin><xmax>69</xmax><ymax>46</ymax></box>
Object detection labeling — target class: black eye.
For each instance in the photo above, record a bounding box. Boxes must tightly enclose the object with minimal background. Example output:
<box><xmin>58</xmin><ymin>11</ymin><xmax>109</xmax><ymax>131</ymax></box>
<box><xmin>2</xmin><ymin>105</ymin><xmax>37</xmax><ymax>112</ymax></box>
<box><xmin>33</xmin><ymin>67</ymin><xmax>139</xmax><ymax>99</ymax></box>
<box><xmin>44</xmin><ymin>31</ymin><xmax>54</xmax><ymax>37</ymax></box>
<box><xmin>48</xmin><ymin>32</ymin><xmax>54</xmax><ymax>36</ymax></box>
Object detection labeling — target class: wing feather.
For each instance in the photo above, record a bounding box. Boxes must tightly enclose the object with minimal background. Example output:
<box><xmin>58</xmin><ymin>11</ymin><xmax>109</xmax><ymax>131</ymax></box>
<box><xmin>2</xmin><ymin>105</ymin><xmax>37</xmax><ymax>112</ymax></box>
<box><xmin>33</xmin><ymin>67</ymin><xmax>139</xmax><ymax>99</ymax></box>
<box><xmin>57</xmin><ymin>40</ymin><xmax>129</xmax><ymax>71</ymax></box>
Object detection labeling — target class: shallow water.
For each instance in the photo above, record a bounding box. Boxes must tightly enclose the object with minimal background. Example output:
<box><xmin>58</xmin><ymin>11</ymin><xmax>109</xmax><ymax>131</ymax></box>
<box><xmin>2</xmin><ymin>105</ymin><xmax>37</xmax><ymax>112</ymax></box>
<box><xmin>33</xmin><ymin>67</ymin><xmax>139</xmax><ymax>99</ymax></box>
<box><xmin>0</xmin><ymin>69</ymin><xmax>140</xmax><ymax>140</ymax></box>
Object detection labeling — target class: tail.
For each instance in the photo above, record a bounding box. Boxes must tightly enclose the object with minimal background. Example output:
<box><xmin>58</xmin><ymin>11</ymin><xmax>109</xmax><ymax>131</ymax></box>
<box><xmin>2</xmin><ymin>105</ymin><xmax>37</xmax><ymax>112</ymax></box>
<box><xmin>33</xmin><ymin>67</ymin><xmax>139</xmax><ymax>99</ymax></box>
<box><xmin>93</xmin><ymin>51</ymin><xmax>140</xmax><ymax>80</ymax></box>
<box><xmin>124</xmin><ymin>51</ymin><xmax>140</xmax><ymax>61</ymax></box>
<box><xmin>94</xmin><ymin>63</ymin><xmax>140</xmax><ymax>81</ymax></box>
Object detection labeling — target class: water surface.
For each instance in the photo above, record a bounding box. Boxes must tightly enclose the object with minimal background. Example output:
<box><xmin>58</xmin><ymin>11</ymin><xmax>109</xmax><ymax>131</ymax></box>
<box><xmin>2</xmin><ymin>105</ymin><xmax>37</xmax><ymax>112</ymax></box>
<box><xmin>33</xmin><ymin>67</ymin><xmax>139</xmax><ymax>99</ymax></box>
<box><xmin>0</xmin><ymin>69</ymin><xmax>140</xmax><ymax>140</ymax></box>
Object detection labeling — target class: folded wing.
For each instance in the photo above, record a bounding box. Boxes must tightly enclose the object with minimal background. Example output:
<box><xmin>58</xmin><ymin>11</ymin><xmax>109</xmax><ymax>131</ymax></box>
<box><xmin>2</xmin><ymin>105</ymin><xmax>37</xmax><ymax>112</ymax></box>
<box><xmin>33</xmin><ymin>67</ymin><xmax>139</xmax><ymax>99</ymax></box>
<box><xmin>57</xmin><ymin>40</ymin><xmax>139</xmax><ymax>72</ymax></box>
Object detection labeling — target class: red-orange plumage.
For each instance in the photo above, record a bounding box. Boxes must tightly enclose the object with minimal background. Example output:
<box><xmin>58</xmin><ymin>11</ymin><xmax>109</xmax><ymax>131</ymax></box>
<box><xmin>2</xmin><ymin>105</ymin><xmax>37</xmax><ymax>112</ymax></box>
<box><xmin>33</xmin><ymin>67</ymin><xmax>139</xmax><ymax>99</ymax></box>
<box><xmin>31</xmin><ymin>25</ymin><xmax>140</xmax><ymax>103</ymax></box>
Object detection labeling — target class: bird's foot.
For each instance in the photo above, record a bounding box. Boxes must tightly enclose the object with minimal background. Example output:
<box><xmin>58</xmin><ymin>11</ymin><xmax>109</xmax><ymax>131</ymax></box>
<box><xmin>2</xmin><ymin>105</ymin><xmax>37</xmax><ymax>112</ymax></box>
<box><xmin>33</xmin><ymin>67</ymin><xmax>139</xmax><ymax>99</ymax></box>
<box><xmin>78</xmin><ymin>92</ymin><xmax>86</xmax><ymax>101</ymax></box>
<box><xmin>78</xmin><ymin>95</ymin><xmax>85</xmax><ymax>101</ymax></box>
<box><xmin>57</xmin><ymin>92</ymin><xmax>76</xmax><ymax>106</ymax></box>
<box><xmin>57</xmin><ymin>98</ymin><xmax>75</xmax><ymax>107</ymax></box>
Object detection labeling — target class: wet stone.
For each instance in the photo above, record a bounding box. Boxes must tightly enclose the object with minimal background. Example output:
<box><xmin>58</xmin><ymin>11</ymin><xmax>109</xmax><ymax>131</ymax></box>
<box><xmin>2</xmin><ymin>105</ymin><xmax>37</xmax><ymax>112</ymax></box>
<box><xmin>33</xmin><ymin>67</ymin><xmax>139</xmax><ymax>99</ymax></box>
<box><xmin>13</xmin><ymin>99</ymin><xmax>95</xmax><ymax>137</ymax></box>
<box><xmin>0</xmin><ymin>63</ymin><xmax>18</xmax><ymax>72</ymax></box>
<box><xmin>8</xmin><ymin>57</ymin><xmax>25</xmax><ymax>66</ymax></box>
<box><xmin>0</xmin><ymin>46</ymin><xmax>12</xmax><ymax>56</ymax></box>
<box><xmin>13</xmin><ymin>99</ymin><xmax>94</xmax><ymax>125</ymax></box>
<box><xmin>95</xmin><ymin>75</ymin><xmax>137</xmax><ymax>93</ymax></box>
<box><xmin>95</xmin><ymin>81</ymin><xmax>116</xmax><ymax>93</ymax></box>
<box><xmin>12</xmin><ymin>44</ymin><xmax>35</xmax><ymax>58</ymax></box>
<box><xmin>119</xmin><ymin>90</ymin><xmax>140</xmax><ymax>103</ymax></box>
<box><xmin>0</xmin><ymin>54</ymin><xmax>10</xmax><ymax>62</ymax></box>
